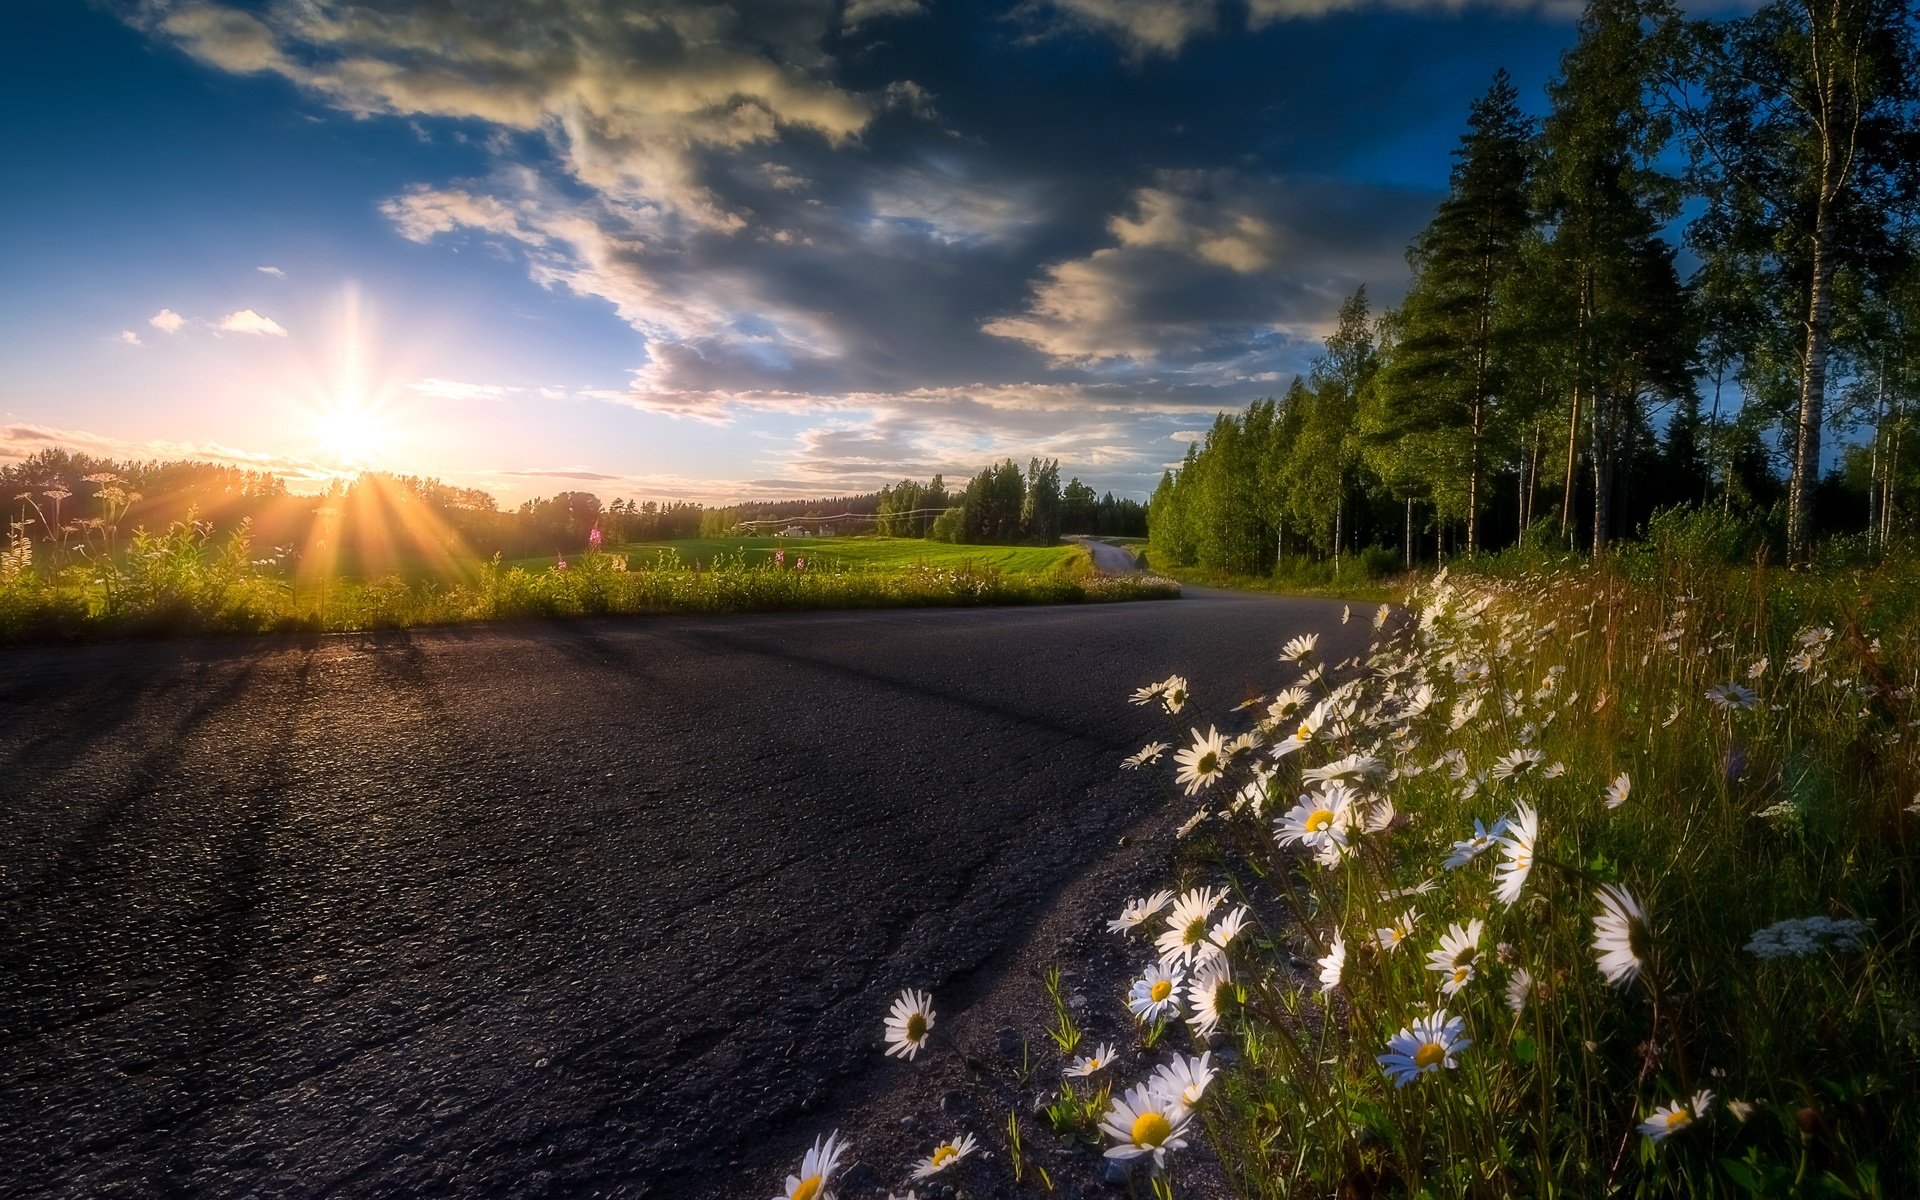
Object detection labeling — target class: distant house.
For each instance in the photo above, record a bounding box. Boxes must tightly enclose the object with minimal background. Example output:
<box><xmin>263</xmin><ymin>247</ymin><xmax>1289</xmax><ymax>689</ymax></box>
<box><xmin>779</xmin><ymin>525</ymin><xmax>811</xmax><ymax>537</ymax></box>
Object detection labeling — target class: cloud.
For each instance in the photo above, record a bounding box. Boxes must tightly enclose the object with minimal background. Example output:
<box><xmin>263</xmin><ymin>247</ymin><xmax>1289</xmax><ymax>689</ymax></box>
<box><xmin>215</xmin><ymin>309</ymin><xmax>288</xmax><ymax>336</ymax></box>
<box><xmin>409</xmin><ymin>378</ymin><xmax>514</xmax><ymax>401</ymax></box>
<box><xmin>116</xmin><ymin>331</ymin><xmax>143</xmax><ymax>346</ymax></box>
<box><xmin>1033</xmin><ymin>0</ymin><xmax>1221</xmax><ymax>56</ymax></box>
<box><xmin>0</xmin><ymin>421</ymin><xmax>330</xmax><ymax>482</ymax></box>
<box><xmin>1171</xmin><ymin>429</ymin><xmax>1204</xmax><ymax>442</ymax></box>
<box><xmin>844</xmin><ymin>0</ymin><xmax>930</xmax><ymax>28</ymax></box>
<box><xmin>149</xmin><ymin>308</ymin><xmax>186</xmax><ymax>333</ymax></box>
<box><xmin>257</xmin><ymin>265</ymin><xmax>285</xmax><ymax>277</ymax></box>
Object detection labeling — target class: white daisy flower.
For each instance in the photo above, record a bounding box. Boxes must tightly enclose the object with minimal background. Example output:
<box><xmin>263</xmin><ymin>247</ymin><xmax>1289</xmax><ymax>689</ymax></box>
<box><xmin>1129</xmin><ymin>679</ymin><xmax>1169</xmax><ymax>705</ymax></box>
<box><xmin>1122</xmin><ymin>741</ymin><xmax>1171</xmax><ymax>770</ymax></box>
<box><xmin>1280</xmin><ymin>633</ymin><xmax>1319</xmax><ymax>664</ymax></box>
<box><xmin>1639</xmin><ymin>1090</ymin><xmax>1714</xmax><ymax>1143</ymax></box>
<box><xmin>1173</xmin><ymin>726</ymin><xmax>1229</xmax><ymax>795</ymax></box>
<box><xmin>1162</xmin><ymin>677</ymin><xmax>1190</xmax><ymax>714</ymax></box>
<box><xmin>1099</xmin><ymin>1084</ymin><xmax>1191</xmax><ymax>1166</ymax></box>
<box><xmin>1155</xmin><ymin>886</ymin><xmax>1226</xmax><ymax>968</ymax></box>
<box><xmin>1107</xmin><ymin>889</ymin><xmax>1175</xmax><ymax>934</ymax></box>
<box><xmin>1128</xmin><ymin>963</ymin><xmax>1187</xmax><ymax>1023</ymax></box>
<box><xmin>1373</xmin><ymin>604</ymin><xmax>1390</xmax><ymax>630</ymax></box>
<box><xmin>1066</xmin><ymin>1042</ymin><xmax>1119</xmax><ymax>1077</ymax></box>
<box><xmin>1317</xmin><ymin>931</ymin><xmax>1346</xmax><ymax>992</ymax></box>
<box><xmin>1208</xmin><ymin>905</ymin><xmax>1251</xmax><ymax>952</ymax></box>
<box><xmin>1490</xmin><ymin>747</ymin><xmax>1547</xmax><ymax>782</ymax></box>
<box><xmin>775</xmin><ymin>1131</ymin><xmax>847</xmax><ymax>1200</ymax></box>
<box><xmin>1273</xmin><ymin>783</ymin><xmax>1359</xmax><ymax>856</ymax></box>
<box><xmin>1265</xmin><ymin>687</ymin><xmax>1310</xmax><ymax>726</ymax></box>
<box><xmin>1150</xmin><ymin>1051</ymin><xmax>1217</xmax><ymax>1114</ymax></box>
<box><xmin>1186</xmin><ymin>956</ymin><xmax>1232</xmax><ymax>1038</ymax></box>
<box><xmin>1377</xmin><ymin>1009</ymin><xmax>1471</xmax><ymax>1087</ymax></box>
<box><xmin>911</xmin><ymin>1132</ymin><xmax>978</xmax><ymax>1179</ymax></box>
<box><xmin>1375</xmin><ymin>909</ymin><xmax>1418</xmax><ymax>952</ymax></box>
<box><xmin>1605</xmin><ymin>772</ymin><xmax>1631</xmax><ymax>809</ymax></box>
<box><xmin>1342</xmin><ymin>605</ymin><xmax>1352</xmax><ymax>624</ymax></box>
<box><xmin>1224</xmin><ymin>730</ymin><xmax>1263</xmax><ymax>758</ymax></box>
<box><xmin>1269</xmin><ymin>702</ymin><xmax>1330</xmax><ymax>759</ymax></box>
<box><xmin>1505</xmin><ymin>968</ymin><xmax>1533</xmax><ymax>1014</ymax></box>
<box><xmin>1492</xmin><ymin>802</ymin><xmax>1538</xmax><ymax>907</ymax></box>
<box><xmin>1593</xmin><ymin>884</ymin><xmax>1649</xmax><ymax>987</ymax></box>
<box><xmin>1705</xmin><ymin>682</ymin><xmax>1759</xmax><ymax>711</ymax></box>
<box><xmin>1726</xmin><ymin>1098</ymin><xmax>1756</xmax><ymax>1123</ymax></box>
<box><xmin>1442</xmin><ymin>818</ymin><xmax>1507</xmax><ymax>869</ymax></box>
<box><xmin>1425</xmin><ymin>920</ymin><xmax>1484</xmax><ymax>997</ymax></box>
<box><xmin>884</xmin><ymin>989</ymin><xmax>936</xmax><ymax>1060</ymax></box>
<box><xmin>1302</xmin><ymin>753</ymin><xmax>1384</xmax><ymax>786</ymax></box>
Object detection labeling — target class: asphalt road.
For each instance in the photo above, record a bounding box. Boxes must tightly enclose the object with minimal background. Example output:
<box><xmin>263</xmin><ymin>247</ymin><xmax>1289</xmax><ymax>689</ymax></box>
<box><xmin>0</xmin><ymin>586</ymin><xmax>1369</xmax><ymax>1198</ymax></box>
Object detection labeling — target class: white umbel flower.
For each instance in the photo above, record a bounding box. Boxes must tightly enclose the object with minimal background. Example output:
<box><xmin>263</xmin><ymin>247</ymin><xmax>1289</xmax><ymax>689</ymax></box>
<box><xmin>1593</xmin><ymin>884</ymin><xmax>1649</xmax><ymax>987</ymax></box>
<box><xmin>884</xmin><ymin>990</ymin><xmax>936</xmax><ymax>1060</ymax></box>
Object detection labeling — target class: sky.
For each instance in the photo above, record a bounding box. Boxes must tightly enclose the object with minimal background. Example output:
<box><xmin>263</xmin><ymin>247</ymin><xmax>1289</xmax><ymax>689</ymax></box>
<box><xmin>2</xmin><ymin>0</ymin><xmax>1672</xmax><ymax>506</ymax></box>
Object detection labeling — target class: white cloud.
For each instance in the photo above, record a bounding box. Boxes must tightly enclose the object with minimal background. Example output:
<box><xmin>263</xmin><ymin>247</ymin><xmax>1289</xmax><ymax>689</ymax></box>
<box><xmin>844</xmin><ymin>0</ymin><xmax>929</xmax><ymax>29</ymax></box>
<box><xmin>410</xmin><ymin>378</ymin><xmax>513</xmax><ymax>401</ymax></box>
<box><xmin>116</xmin><ymin>331</ymin><xmax>144</xmax><ymax>346</ymax></box>
<box><xmin>1036</xmin><ymin>0</ymin><xmax>1220</xmax><ymax>55</ymax></box>
<box><xmin>149</xmin><ymin>308</ymin><xmax>186</xmax><ymax>334</ymax></box>
<box><xmin>216</xmin><ymin>309</ymin><xmax>288</xmax><ymax>336</ymax></box>
<box><xmin>1171</xmin><ymin>429</ymin><xmax>1204</xmax><ymax>442</ymax></box>
<box><xmin>257</xmin><ymin>265</ymin><xmax>285</xmax><ymax>277</ymax></box>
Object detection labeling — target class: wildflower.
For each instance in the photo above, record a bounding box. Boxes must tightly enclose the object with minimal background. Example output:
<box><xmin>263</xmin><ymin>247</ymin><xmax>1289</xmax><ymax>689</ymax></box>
<box><xmin>1748</xmin><ymin>657</ymin><xmax>1769</xmax><ymax>679</ymax></box>
<box><xmin>1066</xmin><ymin>1043</ymin><xmax>1119</xmax><ymax>1078</ymax></box>
<box><xmin>1492</xmin><ymin>802</ymin><xmax>1538</xmax><ymax>907</ymax></box>
<box><xmin>1442</xmin><ymin>818</ymin><xmax>1506</xmax><ymax>869</ymax></box>
<box><xmin>1373</xmin><ymin>604</ymin><xmax>1390</xmax><ymax>630</ymax></box>
<box><xmin>1593</xmin><ymin>885</ymin><xmax>1649</xmax><ymax>987</ymax></box>
<box><xmin>1489</xmin><ymin>747</ymin><xmax>1546</xmax><ymax>782</ymax></box>
<box><xmin>1342</xmin><ymin>605</ymin><xmax>1352</xmax><ymax>625</ymax></box>
<box><xmin>1605</xmin><ymin>772</ymin><xmax>1631</xmax><ymax>809</ymax></box>
<box><xmin>1639</xmin><ymin>1091</ymin><xmax>1714</xmax><ymax>1143</ymax></box>
<box><xmin>1173</xmin><ymin>726</ymin><xmax>1228</xmax><ymax>795</ymax></box>
<box><xmin>1099</xmin><ymin>1084</ymin><xmax>1191</xmax><ymax>1166</ymax></box>
<box><xmin>1269</xmin><ymin>701</ymin><xmax>1329</xmax><ymax>759</ymax></box>
<box><xmin>1317</xmin><ymin>931</ymin><xmax>1346</xmax><ymax>992</ymax></box>
<box><xmin>1273</xmin><ymin>783</ymin><xmax>1358</xmax><ymax>857</ymax></box>
<box><xmin>1744</xmin><ymin>916</ymin><xmax>1868</xmax><ymax>959</ymax></box>
<box><xmin>1107</xmin><ymin>890</ymin><xmax>1175</xmax><ymax>934</ymax></box>
<box><xmin>1705</xmin><ymin>683</ymin><xmax>1760</xmax><ymax>711</ymax></box>
<box><xmin>1265</xmin><ymin>687</ymin><xmax>1310</xmax><ymax>725</ymax></box>
<box><xmin>1505</xmin><ymin>968</ymin><xmax>1532</xmax><ymax>1014</ymax></box>
<box><xmin>1452</xmin><ymin>660</ymin><xmax>1490</xmax><ymax>685</ymax></box>
<box><xmin>1223</xmin><ymin>730</ymin><xmax>1263</xmax><ymax>758</ymax></box>
<box><xmin>1378</xmin><ymin>1009</ymin><xmax>1471</xmax><ymax>1087</ymax></box>
<box><xmin>1176</xmin><ymin>809</ymin><xmax>1210</xmax><ymax>839</ymax></box>
<box><xmin>1208</xmin><ymin>905</ymin><xmax>1251</xmax><ymax>952</ymax></box>
<box><xmin>912</xmin><ymin>1132</ymin><xmax>978</xmax><ymax>1179</ymax></box>
<box><xmin>1162</xmin><ymin>677</ymin><xmax>1190</xmax><ymax>714</ymax></box>
<box><xmin>1128</xmin><ymin>963</ymin><xmax>1187</xmax><ymax>1023</ymax></box>
<box><xmin>1726</xmin><ymin>1099</ymin><xmax>1756</xmax><ymax>1123</ymax></box>
<box><xmin>1186</xmin><ymin>956</ymin><xmax>1232</xmax><ymax>1037</ymax></box>
<box><xmin>1426</xmin><ymin>920</ymin><xmax>1484</xmax><ymax>997</ymax></box>
<box><xmin>1375</xmin><ymin>909</ymin><xmax>1418</xmax><ymax>953</ymax></box>
<box><xmin>1302</xmin><ymin>753</ymin><xmax>1383</xmax><ymax>787</ymax></box>
<box><xmin>1121</xmin><ymin>741</ymin><xmax>1170</xmax><ymax>770</ymax></box>
<box><xmin>1155</xmin><ymin>887</ymin><xmax>1226</xmax><ymax>967</ymax></box>
<box><xmin>1150</xmin><ymin>1051</ymin><xmax>1216</xmax><ymax>1113</ymax></box>
<box><xmin>1280</xmin><ymin>633</ymin><xmax>1319</xmax><ymax>664</ymax></box>
<box><xmin>775</xmin><ymin>1131</ymin><xmax>847</xmax><ymax>1200</ymax></box>
<box><xmin>884</xmin><ymin>989</ymin><xmax>936</xmax><ymax>1059</ymax></box>
<box><xmin>1130</xmin><ymin>678</ymin><xmax>1172</xmax><ymax>704</ymax></box>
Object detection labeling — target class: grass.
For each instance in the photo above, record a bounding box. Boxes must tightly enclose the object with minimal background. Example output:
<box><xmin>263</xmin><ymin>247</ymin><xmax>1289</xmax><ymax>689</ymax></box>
<box><xmin>1096</xmin><ymin>549</ymin><xmax>1920</xmax><ymax>1197</ymax></box>
<box><xmin>509</xmin><ymin>535</ymin><xmax>1086</xmax><ymax>576</ymax></box>
<box><xmin>0</xmin><ymin>517</ymin><xmax>1177</xmax><ymax>643</ymax></box>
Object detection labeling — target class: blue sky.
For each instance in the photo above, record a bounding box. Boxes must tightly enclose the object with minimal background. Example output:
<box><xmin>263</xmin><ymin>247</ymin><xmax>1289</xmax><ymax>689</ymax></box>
<box><xmin>4</xmin><ymin>0</ymin><xmax>1639</xmax><ymax>504</ymax></box>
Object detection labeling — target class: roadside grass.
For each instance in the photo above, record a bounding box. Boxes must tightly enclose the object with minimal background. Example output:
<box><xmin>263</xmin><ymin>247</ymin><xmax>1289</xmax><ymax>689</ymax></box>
<box><xmin>0</xmin><ymin>518</ymin><xmax>1176</xmax><ymax>643</ymax></box>
<box><xmin>1147</xmin><ymin>559</ymin><xmax>1400</xmax><ymax>604</ymax></box>
<box><xmin>509</xmin><ymin>535</ymin><xmax>1085</xmax><ymax>576</ymax></box>
<box><xmin>1080</xmin><ymin>549</ymin><xmax>1920</xmax><ymax>1197</ymax></box>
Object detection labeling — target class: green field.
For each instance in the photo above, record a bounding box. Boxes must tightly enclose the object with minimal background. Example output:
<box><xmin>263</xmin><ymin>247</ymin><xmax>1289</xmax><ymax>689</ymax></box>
<box><xmin>511</xmin><ymin>536</ymin><xmax>1087</xmax><ymax>576</ymax></box>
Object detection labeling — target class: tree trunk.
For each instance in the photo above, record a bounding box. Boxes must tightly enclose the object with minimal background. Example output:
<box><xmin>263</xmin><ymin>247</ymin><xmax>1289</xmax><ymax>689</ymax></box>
<box><xmin>1561</xmin><ymin>385</ymin><xmax>1582</xmax><ymax>547</ymax></box>
<box><xmin>1591</xmin><ymin>392</ymin><xmax>1610</xmax><ymax>555</ymax></box>
<box><xmin>1405</xmin><ymin>496</ymin><xmax>1413</xmax><ymax>569</ymax></box>
<box><xmin>1868</xmin><ymin>364</ymin><xmax>1885</xmax><ymax>548</ymax></box>
<box><xmin>1788</xmin><ymin>217</ymin><xmax>1835</xmax><ymax>563</ymax></box>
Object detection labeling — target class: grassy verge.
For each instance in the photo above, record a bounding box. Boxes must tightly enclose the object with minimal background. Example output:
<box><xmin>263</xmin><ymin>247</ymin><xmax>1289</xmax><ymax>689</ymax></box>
<box><xmin>1093</xmin><ymin>552</ymin><xmax>1920</xmax><ymax>1196</ymax></box>
<box><xmin>512</xmin><ymin>535</ymin><xmax>1087</xmax><ymax>576</ymax></box>
<box><xmin>0</xmin><ymin>522</ymin><xmax>1179</xmax><ymax>644</ymax></box>
<box><xmin>1147</xmin><ymin>559</ymin><xmax>1400</xmax><ymax>604</ymax></box>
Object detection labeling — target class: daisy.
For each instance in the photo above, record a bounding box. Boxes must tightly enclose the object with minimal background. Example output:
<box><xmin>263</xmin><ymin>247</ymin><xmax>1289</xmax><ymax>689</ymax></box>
<box><xmin>1377</xmin><ymin>1009</ymin><xmax>1471</xmax><ymax>1087</ymax></box>
<box><xmin>1208</xmin><ymin>905</ymin><xmax>1251</xmax><ymax>952</ymax></box>
<box><xmin>1489</xmin><ymin>747</ymin><xmax>1547</xmax><ymax>782</ymax></box>
<box><xmin>1442</xmin><ymin>818</ymin><xmax>1507</xmax><ymax>869</ymax></box>
<box><xmin>1121</xmin><ymin>741</ymin><xmax>1171</xmax><ymax>770</ymax></box>
<box><xmin>1162</xmin><ymin>677</ymin><xmax>1190</xmax><ymax>714</ymax></box>
<box><xmin>1150</xmin><ymin>1051</ymin><xmax>1217</xmax><ymax>1113</ymax></box>
<box><xmin>1273</xmin><ymin>784</ymin><xmax>1358</xmax><ymax>856</ymax></box>
<box><xmin>1186</xmin><ymin>956</ymin><xmax>1232</xmax><ymax>1037</ymax></box>
<box><xmin>1342</xmin><ymin>605</ymin><xmax>1352</xmax><ymax>624</ymax></box>
<box><xmin>775</xmin><ymin>1131</ymin><xmax>847</xmax><ymax>1200</ymax></box>
<box><xmin>884</xmin><ymin>990</ymin><xmax>936</xmax><ymax>1060</ymax></box>
<box><xmin>1155</xmin><ymin>886</ymin><xmax>1226</xmax><ymax>967</ymax></box>
<box><xmin>912</xmin><ymin>1132</ymin><xmax>978</xmax><ymax>1179</ymax></box>
<box><xmin>1425</xmin><ymin>920</ymin><xmax>1484</xmax><ymax>997</ymax></box>
<box><xmin>1099</xmin><ymin>1085</ymin><xmax>1191</xmax><ymax>1167</ymax></box>
<box><xmin>1373</xmin><ymin>604</ymin><xmax>1390</xmax><ymax>630</ymax></box>
<box><xmin>1492</xmin><ymin>802</ymin><xmax>1538</xmax><ymax>907</ymax></box>
<box><xmin>1269</xmin><ymin>702</ymin><xmax>1329</xmax><ymax>760</ymax></box>
<box><xmin>1280</xmin><ymin>633</ymin><xmax>1319</xmax><ymax>664</ymax></box>
<box><xmin>1107</xmin><ymin>889</ymin><xmax>1175</xmax><ymax>934</ymax></box>
<box><xmin>1317</xmin><ymin>931</ymin><xmax>1346</xmax><ymax>992</ymax></box>
<box><xmin>1066</xmin><ymin>1042</ymin><xmax>1119</xmax><ymax>1077</ymax></box>
<box><xmin>1375</xmin><ymin>909</ymin><xmax>1418</xmax><ymax>953</ymax></box>
<box><xmin>1265</xmin><ymin>687</ymin><xmax>1310</xmax><ymax>726</ymax></box>
<box><xmin>1605</xmin><ymin>772</ymin><xmax>1631</xmax><ymax>809</ymax></box>
<box><xmin>1128</xmin><ymin>678</ymin><xmax>1171</xmax><ymax>704</ymax></box>
<box><xmin>1705</xmin><ymin>683</ymin><xmax>1759</xmax><ymax>711</ymax></box>
<box><xmin>1173</xmin><ymin>726</ymin><xmax>1229</xmax><ymax>795</ymax></box>
<box><xmin>1224</xmin><ymin>730</ymin><xmax>1263</xmax><ymax>758</ymax></box>
<box><xmin>1593</xmin><ymin>884</ymin><xmax>1649</xmax><ymax>987</ymax></box>
<box><xmin>1639</xmin><ymin>1091</ymin><xmax>1714</xmax><ymax>1143</ymax></box>
<box><xmin>1128</xmin><ymin>963</ymin><xmax>1187</xmax><ymax>1023</ymax></box>
<box><xmin>1302</xmin><ymin>753</ymin><xmax>1384</xmax><ymax>786</ymax></box>
<box><xmin>1505</xmin><ymin>967</ymin><xmax>1532</xmax><ymax>1014</ymax></box>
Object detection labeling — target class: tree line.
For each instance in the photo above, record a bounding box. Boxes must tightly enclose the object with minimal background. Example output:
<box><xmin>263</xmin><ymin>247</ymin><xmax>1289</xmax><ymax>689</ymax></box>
<box><xmin>1150</xmin><ymin>0</ymin><xmax>1918</xmax><ymax>573</ymax></box>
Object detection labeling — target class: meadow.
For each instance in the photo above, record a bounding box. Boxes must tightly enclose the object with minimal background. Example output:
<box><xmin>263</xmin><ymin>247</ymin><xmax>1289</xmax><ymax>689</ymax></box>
<box><xmin>507</xmin><ymin>535</ymin><xmax>1084</xmax><ymax>577</ymax></box>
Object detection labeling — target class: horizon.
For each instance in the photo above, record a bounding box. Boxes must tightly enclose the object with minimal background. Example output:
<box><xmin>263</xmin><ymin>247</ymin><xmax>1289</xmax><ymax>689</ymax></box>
<box><xmin>0</xmin><ymin>0</ymin><xmax>1736</xmax><ymax>509</ymax></box>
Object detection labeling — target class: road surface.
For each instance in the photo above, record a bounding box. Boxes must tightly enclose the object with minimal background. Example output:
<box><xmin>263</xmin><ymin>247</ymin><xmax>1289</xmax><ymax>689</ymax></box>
<box><xmin>0</xmin><ymin>588</ymin><xmax>1368</xmax><ymax>1198</ymax></box>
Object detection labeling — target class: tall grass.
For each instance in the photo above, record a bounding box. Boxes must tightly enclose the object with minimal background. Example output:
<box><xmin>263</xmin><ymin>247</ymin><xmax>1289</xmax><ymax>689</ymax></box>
<box><xmin>1122</xmin><ymin>554</ymin><xmax>1919</xmax><ymax>1197</ymax></box>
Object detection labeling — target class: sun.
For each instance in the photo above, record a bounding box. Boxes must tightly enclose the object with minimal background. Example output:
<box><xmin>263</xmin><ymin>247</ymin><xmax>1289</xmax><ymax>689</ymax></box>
<box><xmin>315</xmin><ymin>397</ymin><xmax>389</xmax><ymax>469</ymax></box>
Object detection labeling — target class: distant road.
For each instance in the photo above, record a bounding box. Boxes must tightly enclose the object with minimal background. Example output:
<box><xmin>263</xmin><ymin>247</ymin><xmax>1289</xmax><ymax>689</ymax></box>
<box><xmin>0</xmin><ymin>590</ymin><xmax>1369</xmax><ymax>1198</ymax></box>
<box><xmin>1075</xmin><ymin>536</ymin><xmax>1144</xmax><ymax>574</ymax></box>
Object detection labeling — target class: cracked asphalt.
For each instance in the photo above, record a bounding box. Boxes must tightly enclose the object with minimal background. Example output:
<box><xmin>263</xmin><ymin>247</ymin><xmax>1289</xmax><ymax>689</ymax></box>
<box><xmin>0</xmin><ymin>586</ymin><xmax>1367</xmax><ymax>1198</ymax></box>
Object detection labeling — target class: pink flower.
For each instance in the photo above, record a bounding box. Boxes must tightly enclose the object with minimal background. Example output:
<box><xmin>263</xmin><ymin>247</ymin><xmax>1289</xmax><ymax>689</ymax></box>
<box><xmin>588</xmin><ymin>525</ymin><xmax>602</xmax><ymax>548</ymax></box>
<box><xmin>775</xmin><ymin>549</ymin><xmax>786</xmax><ymax>566</ymax></box>
<box><xmin>556</xmin><ymin>555</ymin><xmax>568</xmax><ymax>571</ymax></box>
<box><xmin>796</xmin><ymin>556</ymin><xmax>807</xmax><ymax>571</ymax></box>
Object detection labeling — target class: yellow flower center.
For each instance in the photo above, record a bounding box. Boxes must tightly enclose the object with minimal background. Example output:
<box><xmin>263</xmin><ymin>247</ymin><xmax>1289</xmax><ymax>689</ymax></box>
<box><xmin>1413</xmin><ymin>1041</ymin><xmax>1446</xmax><ymax>1069</ymax></box>
<box><xmin>1131</xmin><ymin>1111</ymin><xmax>1173</xmax><ymax>1147</ymax></box>
<box><xmin>1149</xmin><ymin>979</ymin><xmax>1173</xmax><ymax>1002</ymax></box>
<box><xmin>1452</xmin><ymin>967</ymin><xmax>1470</xmax><ymax>985</ymax></box>
<box><xmin>793</xmin><ymin>1175</ymin><xmax>823</xmax><ymax>1200</ymax></box>
<box><xmin>1183</xmin><ymin>918</ymin><xmax>1207</xmax><ymax>945</ymax></box>
<box><xmin>1306</xmin><ymin>808</ymin><xmax>1334</xmax><ymax>832</ymax></box>
<box><xmin>1664</xmin><ymin>1109</ymin><xmax>1691</xmax><ymax>1130</ymax></box>
<box><xmin>932</xmin><ymin>1144</ymin><xmax>959</xmax><ymax>1167</ymax></box>
<box><xmin>1183</xmin><ymin>1083</ymin><xmax>1203</xmax><ymax>1105</ymax></box>
<box><xmin>1297</xmin><ymin>723</ymin><xmax>1312</xmax><ymax>741</ymax></box>
<box><xmin>906</xmin><ymin>1013</ymin><xmax>928</xmax><ymax>1042</ymax></box>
